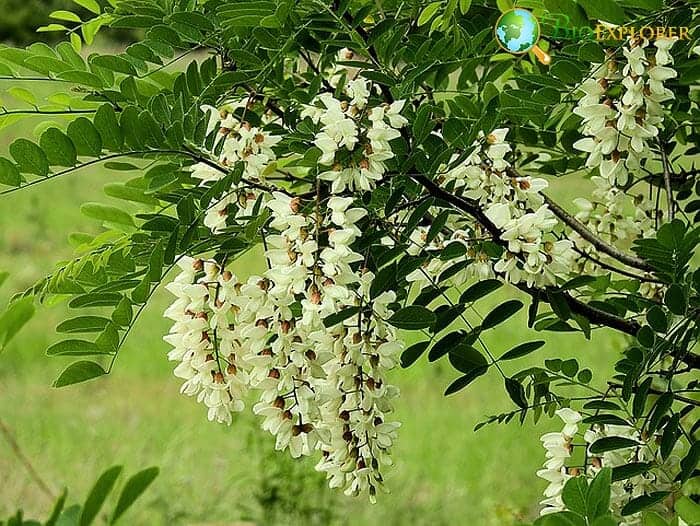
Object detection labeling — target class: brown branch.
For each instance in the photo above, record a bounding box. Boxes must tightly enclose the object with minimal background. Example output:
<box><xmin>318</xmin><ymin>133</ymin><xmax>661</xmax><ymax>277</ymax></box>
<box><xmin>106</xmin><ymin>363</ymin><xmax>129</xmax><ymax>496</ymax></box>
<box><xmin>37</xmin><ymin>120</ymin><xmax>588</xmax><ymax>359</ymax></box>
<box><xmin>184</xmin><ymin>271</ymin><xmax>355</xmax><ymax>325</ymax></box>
<box><xmin>0</xmin><ymin>417</ymin><xmax>56</xmax><ymax>501</ymax></box>
<box><xmin>541</xmin><ymin>194</ymin><xmax>654</xmax><ymax>273</ymax></box>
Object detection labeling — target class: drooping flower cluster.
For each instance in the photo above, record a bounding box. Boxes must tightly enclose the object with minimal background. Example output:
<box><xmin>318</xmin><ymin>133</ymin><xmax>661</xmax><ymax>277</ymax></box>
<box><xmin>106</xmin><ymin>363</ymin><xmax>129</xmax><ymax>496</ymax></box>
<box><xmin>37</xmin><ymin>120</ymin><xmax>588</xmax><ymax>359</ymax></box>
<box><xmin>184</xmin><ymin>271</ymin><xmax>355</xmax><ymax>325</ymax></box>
<box><xmin>164</xmin><ymin>256</ymin><xmax>248</xmax><ymax>425</ymax></box>
<box><xmin>396</xmin><ymin>128</ymin><xmax>577</xmax><ymax>289</ymax></box>
<box><xmin>163</xmin><ymin>71</ymin><xmax>410</xmax><ymax>499</ymax></box>
<box><xmin>302</xmin><ymin>77</ymin><xmax>408</xmax><ymax>193</ymax></box>
<box><xmin>538</xmin><ymin>408</ymin><xmax>683</xmax><ymax>524</ymax></box>
<box><xmin>573</xmin><ymin>38</ymin><xmax>677</xmax><ymax>187</ymax></box>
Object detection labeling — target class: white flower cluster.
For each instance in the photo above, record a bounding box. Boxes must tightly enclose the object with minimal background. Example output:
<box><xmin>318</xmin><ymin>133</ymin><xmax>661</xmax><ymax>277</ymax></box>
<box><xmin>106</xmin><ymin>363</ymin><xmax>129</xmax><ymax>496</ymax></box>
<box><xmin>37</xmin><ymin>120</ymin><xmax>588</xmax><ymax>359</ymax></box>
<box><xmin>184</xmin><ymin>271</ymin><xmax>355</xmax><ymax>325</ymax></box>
<box><xmin>398</xmin><ymin>129</ymin><xmax>577</xmax><ymax>289</ymax></box>
<box><xmin>191</xmin><ymin>100</ymin><xmax>282</xmax><ymax>233</ymax></box>
<box><xmin>574</xmin><ymin>38</ymin><xmax>677</xmax><ymax>187</ymax></box>
<box><xmin>164</xmin><ymin>257</ymin><xmax>248</xmax><ymax>425</ymax></box>
<box><xmin>302</xmin><ymin>78</ymin><xmax>408</xmax><ymax>193</ymax></box>
<box><xmin>164</xmin><ymin>189</ymin><xmax>404</xmax><ymax>499</ymax></box>
<box><xmin>538</xmin><ymin>408</ymin><xmax>683</xmax><ymax>524</ymax></box>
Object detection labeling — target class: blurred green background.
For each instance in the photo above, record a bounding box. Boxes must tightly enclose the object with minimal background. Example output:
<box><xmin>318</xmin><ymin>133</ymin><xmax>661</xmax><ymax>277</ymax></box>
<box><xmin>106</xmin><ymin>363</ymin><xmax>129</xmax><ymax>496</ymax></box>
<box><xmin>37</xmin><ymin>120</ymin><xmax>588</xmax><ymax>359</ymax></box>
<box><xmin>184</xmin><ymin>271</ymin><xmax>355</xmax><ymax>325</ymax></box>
<box><xmin>0</xmin><ymin>12</ymin><xmax>626</xmax><ymax>525</ymax></box>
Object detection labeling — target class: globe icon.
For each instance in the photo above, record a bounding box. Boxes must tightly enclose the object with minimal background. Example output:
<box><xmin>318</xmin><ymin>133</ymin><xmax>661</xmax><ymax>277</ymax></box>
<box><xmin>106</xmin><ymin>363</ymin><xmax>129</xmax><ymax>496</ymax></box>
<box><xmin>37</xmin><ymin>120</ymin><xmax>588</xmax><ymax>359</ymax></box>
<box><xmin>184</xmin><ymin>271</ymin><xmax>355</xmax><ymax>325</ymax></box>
<box><xmin>495</xmin><ymin>8</ymin><xmax>541</xmax><ymax>54</ymax></box>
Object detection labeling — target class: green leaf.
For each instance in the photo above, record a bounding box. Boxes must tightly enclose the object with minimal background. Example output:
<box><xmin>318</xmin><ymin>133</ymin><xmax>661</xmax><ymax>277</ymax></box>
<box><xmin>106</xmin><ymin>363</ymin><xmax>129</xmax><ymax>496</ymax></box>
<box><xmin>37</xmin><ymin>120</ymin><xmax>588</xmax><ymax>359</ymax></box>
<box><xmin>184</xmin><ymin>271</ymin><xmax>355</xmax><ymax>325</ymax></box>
<box><xmin>561</xmin><ymin>476</ymin><xmax>588</xmax><ymax>516</ymax></box>
<box><xmin>322</xmin><ymin>306</ymin><xmax>359</xmax><ymax>328</ymax></box>
<box><xmin>10</xmin><ymin>138</ymin><xmax>49</xmax><ymax>176</ymax></box>
<box><xmin>675</xmin><ymin>496</ymin><xmax>700</xmax><ymax>525</ymax></box>
<box><xmin>80</xmin><ymin>466</ymin><xmax>123</xmax><ymax>526</ymax></box>
<box><xmin>46</xmin><ymin>339</ymin><xmax>107</xmax><ymax>356</ymax></box>
<box><xmin>53</xmin><ymin>360</ymin><xmax>107</xmax><ymax>387</ymax></box>
<box><xmin>94</xmin><ymin>105</ymin><xmax>124</xmax><ymax>151</ymax></box>
<box><xmin>504</xmin><ymin>377</ymin><xmax>527</xmax><ymax>408</ymax></box>
<box><xmin>69</xmin><ymin>292</ymin><xmax>123</xmax><ymax>308</ymax></box>
<box><xmin>621</xmin><ymin>492</ymin><xmax>669</xmax><ymax>516</ymax></box>
<box><xmin>534</xmin><ymin>511</ymin><xmax>586</xmax><ymax>526</ymax></box>
<box><xmin>51</xmin><ymin>10</ymin><xmax>82</xmax><ymax>22</ymax></box>
<box><xmin>67</xmin><ymin>118</ymin><xmax>103</xmax><ymax>156</ymax></box>
<box><xmin>444</xmin><ymin>365</ymin><xmax>488</xmax><ymax>395</ymax></box>
<box><xmin>500</xmin><ymin>340</ymin><xmax>545</xmax><ymax>361</ymax></box>
<box><xmin>577</xmin><ymin>0</ymin><xmax>625</xmax><ymax>24</ymax></box>
<box><xmin>7</xmin><ymin>87</ymin><xmax>36</xmax><ymax>105</ymax></box>
<box><xmin>663</xmin><ymin>284</ymin><xmax>686</xmax><ymax>315</ymax></box>
<box><xmin>481</xmin><ymin>300</ymin><xmax>523</xmax><ymax>330</ymax></box>
<box><xmin>587</xmin><ymin>467</ymin><xmax>612</xmax><ymax>519</ymax></box>
<box><xmin>110</xmin><ymin>467</ymin><xmax>159</xmax><ymax>524</ymax></box>
<box><xmin>589</xmin><ymin>437</ymin><xmax>640</xmax><ymax>454</ymax></box>
<box><xmin>40</xmin><ymin>128</ymin><xmax>77</xmax><ymax>167</ymax></box>
<box><xmin>81</xmin><ymin>203</ymin><xmax>134</xmax><ymax>226</ymax></box>
<box><xmin>459</xmin><ymin>0</ymin><xmax>471</xmax><ymax>14</ymax></box>
<box><xmin>400</xmin><ymin>341</ymin><xmax>429</xmax><ymax>368</ymax></box>
<box><xmin>112</xmin><ymin>297</ymin><xmax>133</xmax><ymax>328</ymax></box>
<box><xmin>417</xmin><ymin>2</ymin><xmax>441</xmax><ymax>26</ymax></box>
<box><xmin>641</xmin><ymin>512</ymin><xmax>669</xmax><ymax>526</ymax></box>
<box><xmin>0</xmin><ymin>297</ymin><xmax>35</xmax><ymax>350</ymax></box>
<box><xmin>611</xmin><ymin>462</ymin><xmax>652</xmax><ymax>482</ymax></box>
<box><xmin>91</xmin><ymin>55</ymin><xmax>137</xmax><ymax>76</ymax></box>
<box><xmin>647</xmin><ymin>393</ymin><xmax>673</xmax><ymax>434</ymax></box>
<box><xmin>0</xmin><ymin>158</ymin><xmax>21</xmax><ymax>186</ymax></box>
<box><xmin>448</xmin><ymin>344</ymin><xmax>487</xmax><ymax>374</ymax></box>
<box><xmin>678</xmin><ymin>441</ymin><xmax>699</xmax><ymax>483</ymax></box>
<box><xmin>459</xmin><ymin>279</ymin><xmax>502</xmax><ymax>304</ymax></box>
<box><xmin>388</xmin><ymin>306</ymin><xmax>437</xmax><ymax>330</ymax></box>
<box><xmin>57</xmin><ymin>316</ymin><xmax>111</xmax><ymax>334</ymax></box>
<box><xmin>72</xmin><ymin>0</ymin><xmax>101</xmax><ymax>14</ymax></box>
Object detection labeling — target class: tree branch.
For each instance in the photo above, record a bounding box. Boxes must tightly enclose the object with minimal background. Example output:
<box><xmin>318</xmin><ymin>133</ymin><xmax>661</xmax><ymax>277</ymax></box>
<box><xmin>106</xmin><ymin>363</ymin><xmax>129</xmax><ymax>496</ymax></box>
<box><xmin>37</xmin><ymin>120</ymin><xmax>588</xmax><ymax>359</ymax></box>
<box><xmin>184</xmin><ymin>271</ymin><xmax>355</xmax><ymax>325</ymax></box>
<box><xmin>540</xmin><ymin>193</ymin><xmax>654</xmax><ymax>273</ymax></box>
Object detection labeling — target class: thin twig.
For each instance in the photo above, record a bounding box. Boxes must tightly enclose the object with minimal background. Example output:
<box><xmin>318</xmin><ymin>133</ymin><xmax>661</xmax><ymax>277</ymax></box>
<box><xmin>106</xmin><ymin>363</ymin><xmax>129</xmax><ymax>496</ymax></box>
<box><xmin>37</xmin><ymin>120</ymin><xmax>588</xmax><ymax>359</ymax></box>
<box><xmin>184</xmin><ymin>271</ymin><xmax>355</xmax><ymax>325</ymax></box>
<box><xmin>0</xmin><ymin>417</ymin><xmax>56</xmax><ymax>500</ymax></box>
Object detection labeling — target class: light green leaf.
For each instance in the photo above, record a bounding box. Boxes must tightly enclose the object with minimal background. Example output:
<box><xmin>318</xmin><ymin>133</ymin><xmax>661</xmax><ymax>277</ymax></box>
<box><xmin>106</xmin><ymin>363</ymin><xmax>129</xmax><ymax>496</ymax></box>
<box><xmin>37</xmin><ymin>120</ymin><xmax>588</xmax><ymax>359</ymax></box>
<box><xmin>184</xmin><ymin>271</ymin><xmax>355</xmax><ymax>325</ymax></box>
<box><xmin>7</xmin><ymin>87</ymin><xmax>37</xmax><ymax>105</ymax></box>
<box><xmin>0</xmin><ymin>297</ymin><xmax>35</xmax><ymax>350</ymax></box>
<box><xmin>72</xmin><ymin>0</ymin><xmax>101</xmax><ymax>14</ymax></box>
<box><xmin>418</xmin><ymin>2</ymin><xmax>441</xmax><ymax>26</ymax></box>
<box><xmin>50</xmin><ymin>10</ymin><xmax>82</xmax><ymax>23</ymax></box>
<box><xmin>81</xmin><ymin>203</ymin><xmax>135</xmax><ymax>226</ymax></box>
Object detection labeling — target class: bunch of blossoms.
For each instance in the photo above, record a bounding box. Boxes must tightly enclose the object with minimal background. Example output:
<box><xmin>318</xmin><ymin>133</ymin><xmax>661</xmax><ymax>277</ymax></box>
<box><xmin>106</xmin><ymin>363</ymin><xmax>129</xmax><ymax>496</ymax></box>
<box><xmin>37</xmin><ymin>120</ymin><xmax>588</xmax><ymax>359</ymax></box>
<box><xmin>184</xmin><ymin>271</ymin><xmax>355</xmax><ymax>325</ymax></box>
<box><xmin>162</xmin><ymin>69</ymin><xmax>407</xmax><ymax>499</ymax></box>
<box><xmin>301</xmin><ymin>77</ymin><xmax>408</xmax><ymax>193</ymax></box>
<box><xmin>163</xmin><ymin>256</ymin><xmax>249</xmax><ymax>425</ymax></box>
<box><xmin>397</xmin><ymin>128</ymin><xmax>577</xmax><ymax>289</ymax></box>
<box><xmin>537</xmin><ymin>409</ymin><xmax>684</xmax><ymax>524</ymax></box>
<box><xmin>190</xmin><ymin>99</ymin><xmax>283</xmax><ymax>233</ymax></box>
<box><xmin>573</xmin><ymin>37</ymin><xmax>677</xmax><ymax>187</ymax></box>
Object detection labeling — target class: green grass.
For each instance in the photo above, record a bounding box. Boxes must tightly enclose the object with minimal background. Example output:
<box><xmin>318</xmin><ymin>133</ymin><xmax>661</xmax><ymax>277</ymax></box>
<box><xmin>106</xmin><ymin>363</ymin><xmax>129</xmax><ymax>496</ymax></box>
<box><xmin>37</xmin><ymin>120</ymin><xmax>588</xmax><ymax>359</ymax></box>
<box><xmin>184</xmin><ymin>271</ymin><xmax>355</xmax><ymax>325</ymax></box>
<box><xmin>0</xmin><ymin>115</ymin><xmax>628</xmax><ymax>525</ymax></box>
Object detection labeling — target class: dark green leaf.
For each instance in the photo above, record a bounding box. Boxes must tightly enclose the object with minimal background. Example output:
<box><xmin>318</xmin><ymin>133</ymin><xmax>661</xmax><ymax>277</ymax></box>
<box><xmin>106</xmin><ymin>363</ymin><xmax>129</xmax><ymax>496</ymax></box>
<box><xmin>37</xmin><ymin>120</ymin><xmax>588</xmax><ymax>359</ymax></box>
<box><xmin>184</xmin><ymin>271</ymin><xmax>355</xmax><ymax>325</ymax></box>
<box><xmin>53</xmin><ymin>360</ymin><xmax>107</xmax><ymax>387</ymax></box>
<box><xmin>400</xmin><ymin>340</ymin><xmax>429</xmax><ymax>368</ymax></box>
<box><xmin>46</xmin><ymin>339</ymin><xmax>108</xmax><ymax>356</ymax></box>
<box><xmin>80</xmin><ymin>466</ymin><xmax>123</xmax><ymax>526</ymax></box>
<box><xmin>589</xmin><ymin>437</ymin><xmax>640</xmax><ymax>454</ymax></box>
<box><xmin>10</xmin><ymin>138</ymin><xmax>49</xmax><ymax>176</ymax></box>
<box><xmin>561</xmin><ymin>476</ymin><xmax>588</xmax><ymax>516</ymax></box>
<box><xmin>388</xmin><ymin>306</ymin><xmax>436</xmax><ymax>330</ymax></box>
<box><xmin>0</xmin><ymin>158</ymin><xmax>21</xmax><ymax>186</ymax></box>
<box><xmin>110</xmin><ymin>467</ymin><xmax>159</xmax><ymax>524</ymax></box>
<box><xmin>459</xmin><ymin>279</ymin><xmax>502</xmax><ymax>304</ymax></box>
<box><xmin>504</xmin><ymin>377</ymin><xmax>528</xmax><ymax>408</ymax></box>
<box><xmin>621</xmin><ymin>492</ymin><xmax>669</xmax><ymax>516</ymax></box>
<box><xmin>67</xmin><ymin>118</ymin><xmax>103</xmax><ymax>157</ymax></box>
<box><xmin>56</xmin><ymin>316</ymin><xmax>111</xmax><ymax>334</ymax></box>
<box><xmin>444</xmin><ymin>365</ymin><xmax>488</xmax><ymax>395</ymax></box>
<box><xmin>499</xmin><ymin>340</ymin><xmax>545</xmax><ymax>361</ymax></box>
<box><xmin>481</xmin><ymin>300</ymin><xmax>523</xmax><ymax>330</ymax></box>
